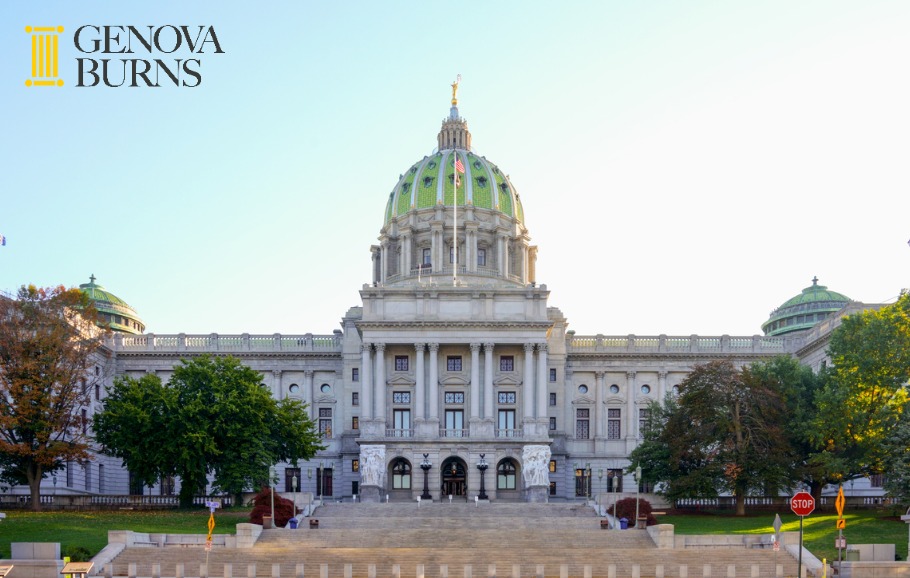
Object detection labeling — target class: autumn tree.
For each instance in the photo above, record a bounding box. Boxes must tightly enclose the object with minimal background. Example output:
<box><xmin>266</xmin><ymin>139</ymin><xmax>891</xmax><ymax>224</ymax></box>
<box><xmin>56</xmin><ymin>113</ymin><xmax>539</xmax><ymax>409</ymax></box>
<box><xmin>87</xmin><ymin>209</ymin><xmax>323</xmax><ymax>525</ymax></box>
<box><xmin>811</xmin><ymin>292</ymin><xmax>910</xmax><ymax>487</ymax></box>
<box><xmin>0</xmin><ymin>285</ymin><xmax>108</xmax><ymax>510</ymax></box>
<box><xmin>631</xmin><ymin>359</ymin><xmax>795</xmax><ymax>515</ymax></box>
<box><xmin>95</xmin><ymin>355</ymin><xmax>324</xmax><ymax>507</ymax></box>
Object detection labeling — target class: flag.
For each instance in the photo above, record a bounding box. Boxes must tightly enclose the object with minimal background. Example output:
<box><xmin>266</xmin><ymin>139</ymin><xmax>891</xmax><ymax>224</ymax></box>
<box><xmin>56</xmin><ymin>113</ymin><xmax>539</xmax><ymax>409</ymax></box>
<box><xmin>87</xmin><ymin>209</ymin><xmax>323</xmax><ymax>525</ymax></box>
<box><xmin>0</xmin><ymin>233</ymin><xmax>5</xmax><ymax>246</ymax></box>
<box><xmin>455</xmin><ymin>158</ymin><xmax>465</xmax><ymax>173</ymax></box>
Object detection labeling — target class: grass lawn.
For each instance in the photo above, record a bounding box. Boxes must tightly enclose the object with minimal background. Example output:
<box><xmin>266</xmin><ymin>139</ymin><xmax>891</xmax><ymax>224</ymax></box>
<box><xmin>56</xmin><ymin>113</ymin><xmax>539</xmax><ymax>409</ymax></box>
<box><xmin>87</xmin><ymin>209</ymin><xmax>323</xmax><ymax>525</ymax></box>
<box><xmin>662</xmin><ymin>510</ymin><xmax>909</xmax><ymax>563</ymax></box>
<box><xmin>1</xmin><ymin>508</ymin><xmax>907</xmax><ymax>563</ymax></box>
<box><xmin>0</xmin><ymin>508</ymin><xmax>251</xmax><ymax>559</ymax></box>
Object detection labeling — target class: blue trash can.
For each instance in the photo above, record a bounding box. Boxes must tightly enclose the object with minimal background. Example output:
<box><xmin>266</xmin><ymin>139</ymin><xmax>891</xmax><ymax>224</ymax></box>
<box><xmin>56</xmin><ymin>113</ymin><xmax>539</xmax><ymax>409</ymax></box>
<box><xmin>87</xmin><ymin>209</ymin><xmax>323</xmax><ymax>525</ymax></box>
<box><xmin>288</xmin><ymin>517</ymin><xmax>299</xmax><ymax>529</ymax></box>
<box><xmin>619</xmin><ymin>518</ymin><xmax>629</xmax><ymax>530</ymax></box>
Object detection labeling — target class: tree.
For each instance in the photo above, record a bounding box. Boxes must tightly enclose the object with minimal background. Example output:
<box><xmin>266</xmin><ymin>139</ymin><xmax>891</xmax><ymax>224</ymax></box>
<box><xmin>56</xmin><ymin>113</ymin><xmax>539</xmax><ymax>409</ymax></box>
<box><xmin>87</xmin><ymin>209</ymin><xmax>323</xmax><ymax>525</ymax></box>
<box><xmin>811</xmin><ymin>293</ymin><xmax>910</xmax><ymax>487</ymax></box>
<box><xmin>0</xmin><ymin>285</ymin><xmax>107</xmax><ymax>510</ymax></box>
<box><xmin>94</xmin><ymin>355</ymin><xmax>324</xmax><ymax>507</ymax></box>
<box><xmin>630</xmin><ymin>360</ymin><xmax>795</xmax><ymax>515</ymax></box>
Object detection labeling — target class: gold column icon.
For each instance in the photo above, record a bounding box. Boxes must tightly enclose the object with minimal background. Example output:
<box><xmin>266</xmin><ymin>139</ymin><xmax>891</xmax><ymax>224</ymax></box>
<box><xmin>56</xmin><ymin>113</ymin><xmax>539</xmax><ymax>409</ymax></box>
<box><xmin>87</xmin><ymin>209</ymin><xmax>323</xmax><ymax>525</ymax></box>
<box><xmin>25</xmin><ymin>26</ymin><xmax>64</xmax><ymax>87</ymax></box>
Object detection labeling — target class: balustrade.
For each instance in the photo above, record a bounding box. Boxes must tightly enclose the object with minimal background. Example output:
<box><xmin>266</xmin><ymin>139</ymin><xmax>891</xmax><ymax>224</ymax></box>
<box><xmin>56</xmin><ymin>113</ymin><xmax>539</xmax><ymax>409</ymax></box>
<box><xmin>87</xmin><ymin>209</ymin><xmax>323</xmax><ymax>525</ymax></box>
<box><xmin>111</xmin><ymin>334</ymin><xmax>342</xmax><ymax>353</ymax></box>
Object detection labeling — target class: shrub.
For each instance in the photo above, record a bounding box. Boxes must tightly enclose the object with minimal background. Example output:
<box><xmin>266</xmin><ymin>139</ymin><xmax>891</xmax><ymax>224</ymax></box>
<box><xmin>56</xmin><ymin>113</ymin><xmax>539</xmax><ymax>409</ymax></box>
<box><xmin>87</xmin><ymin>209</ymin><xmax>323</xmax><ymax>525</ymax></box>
<box><xmin>611</xmin><ymin>497</ymin><xmax>657</xmax><ymax>526</ymax></box>
<box><xmin>64</xmin><ymin>545</ymin><xmax>92</xmax><ymax>562</ymax></box>
<box><xmin>249</xmin><ymin>487</ymin><xmax>297</xmax><ymax>527</ymax></box>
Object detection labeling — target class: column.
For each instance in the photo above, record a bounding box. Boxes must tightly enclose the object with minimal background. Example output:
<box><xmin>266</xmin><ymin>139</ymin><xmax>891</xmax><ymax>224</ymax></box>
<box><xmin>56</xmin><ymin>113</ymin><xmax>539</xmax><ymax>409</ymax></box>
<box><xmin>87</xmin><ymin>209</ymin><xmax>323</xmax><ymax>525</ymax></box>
<box><xmin>415</xmin><ymin>343</ymin><xmax>426</xmax><ymax>420</ymax></box>
<box><xmin>658</xmin><ymin>370</ymin><xmax>668</xmax><ymax>401</ymax></box>
<box><xmin>536</xmin><ymin>344</ymin><xmax>548</xmax><ymax>419</ymax></box>
<box><xmin>380</xmin><ymin>241</ymin><xmax>388</xmax><ymax>283</ymax></box>
<box><xmin>470</xmin><ymin>343</ymin><xmax>481</xmax><ymax>421</ymax></box>
<box><xmin>304</xmin><ymin>370</ymin><xmax>314</xmax><ymax>419</ymax></box>
<box><xmin>626</xmin><ymin>371</ymin><xmax>637</xmax><ymax>439</ymax></box>
<box><xmin>428</xmin><ymin>343</ymin><xmax>440</xmax><ymax>424</ymax></box>
<box><xmin>594</xmin><ymin>371</ymin><xmax>605</xmax><ymax>438</ymax></box>
<box><xmin>431</xmin><ymin>229</ymin><xmax>439</xmax><ymax>273</ymax></box>
<box><xmin>361</xmin><ymin>345</ymin><xmax>373</xmax><ymax>420</ymax></box>
<box><xmin>523</xmin><ymin>343</ymin><xmax>535</xmax><ymax>421</ymax></box>
<box><xmin>272</xmin><ymin>370</ymin><xmax>282</xmax><ymax>398</ymax></box>
<box><xmin>483</xmin><ymin>343</ymin><xmax>494</xmax><ymax>420</ymax></box>
<box><xmin>374</xmin><ymin>343</ymin><xmax>386</xmax><ymax>427</ymax></box>
<box><xmin>496</xmin><ymin>236</ymin><xmax>505</xmax><ymax>276</ymax></box>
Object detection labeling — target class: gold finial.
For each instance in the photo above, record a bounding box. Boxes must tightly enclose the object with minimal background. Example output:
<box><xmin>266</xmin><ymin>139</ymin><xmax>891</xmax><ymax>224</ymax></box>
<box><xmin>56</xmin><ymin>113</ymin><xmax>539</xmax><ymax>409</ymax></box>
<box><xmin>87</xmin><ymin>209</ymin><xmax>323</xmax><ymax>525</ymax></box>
<box><xmin>451</xmin><ymin>74</ymin><xmax>461</xmax><ymax>106</ymax></box>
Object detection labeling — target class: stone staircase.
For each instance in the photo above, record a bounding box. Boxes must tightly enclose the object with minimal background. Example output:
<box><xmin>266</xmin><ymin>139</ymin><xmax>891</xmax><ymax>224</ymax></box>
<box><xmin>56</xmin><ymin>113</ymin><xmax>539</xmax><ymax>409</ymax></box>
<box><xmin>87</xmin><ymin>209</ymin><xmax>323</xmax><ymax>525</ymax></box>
<box><xmin>106</xmin><ymin>502</ymin><xmax>799</xmax><ymax>577</ymax></box>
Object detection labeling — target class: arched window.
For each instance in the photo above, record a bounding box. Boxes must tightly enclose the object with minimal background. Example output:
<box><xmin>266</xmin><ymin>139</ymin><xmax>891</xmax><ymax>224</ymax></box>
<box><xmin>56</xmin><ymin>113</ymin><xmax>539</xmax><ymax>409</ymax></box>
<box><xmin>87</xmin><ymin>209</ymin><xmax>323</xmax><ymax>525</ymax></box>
<box><xmin>391</xmin><ymin>458</ymin><xmax>411</xmax><ymax>489</ymax></box>
<box><xmin>497</xmin><ymin>460</ymin><xmax>517</xmax><ymax>490</ymax></box>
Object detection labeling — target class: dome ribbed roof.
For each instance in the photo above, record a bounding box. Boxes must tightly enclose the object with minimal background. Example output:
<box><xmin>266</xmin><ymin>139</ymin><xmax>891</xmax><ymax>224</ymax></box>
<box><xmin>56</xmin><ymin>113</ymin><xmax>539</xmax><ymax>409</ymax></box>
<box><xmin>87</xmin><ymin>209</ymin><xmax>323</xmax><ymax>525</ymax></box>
<box><xmin>384</xmin><ymin>150</ymin><xmax>525</xmax><ymax>226</ymax></box>
<box><xmin>79</xmin><ymin>275</ymin><xmax>145</xmax><ymax>335</ymax></box>
<box><xmin>762</xmin><ymin>277</ymin><xmax>851</xmax><ymax>336</ymax></box>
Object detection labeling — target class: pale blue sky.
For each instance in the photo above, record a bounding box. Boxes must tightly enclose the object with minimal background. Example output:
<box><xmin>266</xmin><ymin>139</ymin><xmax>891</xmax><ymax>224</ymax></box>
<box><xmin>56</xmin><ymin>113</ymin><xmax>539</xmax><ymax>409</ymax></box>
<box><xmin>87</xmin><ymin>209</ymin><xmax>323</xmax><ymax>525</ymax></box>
<box><xmin>1</xmin><ymin>1</ymin><xmax>908</xmax><ymax>336</ymax></box>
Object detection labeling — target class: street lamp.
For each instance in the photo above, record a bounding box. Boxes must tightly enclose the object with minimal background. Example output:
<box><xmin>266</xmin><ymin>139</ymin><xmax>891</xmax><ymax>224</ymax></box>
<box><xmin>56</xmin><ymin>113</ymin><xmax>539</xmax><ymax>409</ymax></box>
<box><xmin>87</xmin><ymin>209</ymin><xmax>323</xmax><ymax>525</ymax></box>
<box><xmin>598</xmin><ymin>469</ymin><xmax>604</xmax><ymax>511</ymax></box>
<box><xmin>292</xmin><ymin>473</ymin><xmax>298</xmax><ymax>516</ymax></box>
<box><xmin>420</xmin><ymin>454</ymin><xmax>433</xmax><ymax>500</ymax></box>
<box><xmin>586</xmin><ymin>464</ymin><xmax>592</xmax><ymax>502</ymax></box>
<box><xmin>477</xmin><ymin>454</ymin><xmax>489</xmax><ymax>500</ymax></box>
<box><xmin>634</xmin><ymin>466</ymin><xmax>642</xmax><ymax>529</ymax></box>
<box><xmin>268</xmin><ymin>466</ymin><xmax>276</xmax><ymax>527</ymax></box>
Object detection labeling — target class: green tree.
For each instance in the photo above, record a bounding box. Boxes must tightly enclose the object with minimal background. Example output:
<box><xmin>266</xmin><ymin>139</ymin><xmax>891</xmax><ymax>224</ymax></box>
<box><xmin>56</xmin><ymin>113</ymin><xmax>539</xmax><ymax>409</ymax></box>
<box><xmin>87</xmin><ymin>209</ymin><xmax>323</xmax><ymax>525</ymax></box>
<box><xmin>0</xmin><ymin>285</ymin><xmax>107</xmax><ymax>510</ymax></box>
<box><xmin>631</xmin><ymin>360</ymin><xmax>794</xmax><ymax>515</ymax></box>
<box><xmin>812</xmin><ymin>293</ymin><xmax>910</xmax><ymax>487</ymax></box>
<box><xmin>95</xmin><ymin>355</ymin><xmax>324</xmax><ymax>507</ymax></box>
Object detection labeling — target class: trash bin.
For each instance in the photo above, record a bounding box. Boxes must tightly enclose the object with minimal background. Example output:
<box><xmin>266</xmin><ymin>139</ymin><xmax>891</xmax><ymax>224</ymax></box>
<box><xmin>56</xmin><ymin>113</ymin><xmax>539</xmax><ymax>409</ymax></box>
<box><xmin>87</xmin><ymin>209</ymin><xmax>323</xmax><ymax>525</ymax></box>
<box><xmin>309</xmin><ymin>519</ymin><xmax>319</xmax><ymax>529</ymax></box>
<box><xmin>620</xmin><ymin>518</ymin><xmax>629</xmax><ymax>530</ymax></box>
<box><xmin>288</xmin><ymin>517</ymin><xmax>299</xmax><ymax>529</ymax></box>
<box><xmin>637</xmin><ymin>517</ymin><xmax>647</xmax><ymax>529</ymax></box>
<box><xmin>262</xmin><ymin>516</ymin><xmax>273</xmax><ymax>529</ymax></box>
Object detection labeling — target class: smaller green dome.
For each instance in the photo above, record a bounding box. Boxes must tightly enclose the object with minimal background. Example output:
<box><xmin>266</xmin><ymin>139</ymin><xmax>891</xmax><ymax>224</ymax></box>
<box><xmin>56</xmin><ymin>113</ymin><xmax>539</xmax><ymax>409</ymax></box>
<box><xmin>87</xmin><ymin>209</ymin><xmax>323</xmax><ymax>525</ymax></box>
<box><xmin>79</xmin><ymin>275</ymin><xmax>145</xmax><ymax>335</ymax></box>
<box><xmin>762</xmin><ymin>277</ymin><xmax>851</xmax><ymax>336</ymax></box>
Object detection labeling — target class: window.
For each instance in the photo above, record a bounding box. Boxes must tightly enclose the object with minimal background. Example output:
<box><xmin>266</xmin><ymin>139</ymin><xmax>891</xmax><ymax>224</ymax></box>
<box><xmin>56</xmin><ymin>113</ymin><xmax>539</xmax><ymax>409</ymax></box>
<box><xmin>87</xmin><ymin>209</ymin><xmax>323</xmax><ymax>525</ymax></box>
<box><xmin>578</xmin><ymin>384</ymin><xmax>588</xmax><ymax>394</ymax></box>
<box><xmin>607</xmin><ymin>469</ymin><xmax>623</xmax><ymax>492</ymax></box>
<box><xmin>352</xmin><ymin>392</ymin><xmax>359</xmax><ymax>406</ymax></box>
<box><xmin>575</xmin><ymin>468</ymin><xmax>592</xmax><ymax>497</ymax></box>
<box><xmin>549</xmin><ymin>460</ymin><xmax>557</xmax><ymax>473</ymax></box>
<box><xmin>352</xmin><ymin>368</ymin><xmax>359</xmax><ymax>382</ymax></box>
<box><xmin>576</xmin><ymin>408</ymin><xmax>590</xmax><ymax>439</ymax></box>
<box><xmin>393</xmin><ymin>409</ymin><xmax>411</xmax><ymax>435</ymax></box>
<box><xmin>393</xmin><ymin>391</ymin><xmax>411</xmax><ymax>404</ymax></box>
<box><xmin>285</xmin><ymin>468</ymin><xmax>301</xmax><ymax>492</ymax></box>
<box><xmin>549</xmin><ymin>392</ymin><xmax>557</xmax><ymax>406</ymax></box>
<box><xmin>449</xmin><ymin>246</ymin><xmax>457</xmax><ymax>264</ymax></box>
<box><xmin>95</xmin><ymin>383</ymin><xmax>101</xmax><ymax>400</ymax></box>
<box><xmin>422</xmin><ymin>248</ymin><xmax>431</xmax><ymax>265</ymax></box>
<box><xmin>444</xmin><ymin>392</ymin><xmax>464</xmax><ymax>404</ymax></box>
<box><xmin>498</xmin><ymin>409</ymin><xmax>516</xmax><ymax>435</ymax></box>
<box><xmin>497</xmin><ymin>460</ymin><xmax>517</xmax><ymax>489</ymax></box>
<box><xmin>288</xmin><ymin>384</ymin><xmax>300</xmax><ymax>394</ymax></box>
<box><xmin>352</xmin><ymin>416</ymin><xmax>359</xmax><ymax>430</ymax></box>
<box><xmin>870</xmin><ymin>474</ymin><xmax>884</xmax><ymax>488</ymax></box>
<box><xmin>447</xmin><ymin>356</ymin><xmax>462</xmax><ymax>372</ymax></box>
<box><xmin>498</xmin><ymin>391</ymin><xmax>516</xmax><ymax>404</ymax></box>
<box><xmin>84</xmin><ymin>463</ymin><xmax>91</xmax><ymax>492</ymax></box>
<box><xmin>477</xmin><ymin>248</ymin><xmax>486</xmax><ymax>267</ymax></box>
<box><xmin>319</xmin><ymin>408</ymin><xmax>332</xmax><ymax>437</ymax></box>
<box><xmin>639</xmin><ymin>408</ymin><xmax>650</xmax><ymax>437</ymax></box>
<box><xmin>127</xmin><ymin>469</ymin><xmax>141</xmax><ymax>495</ymax></box>
<box><xmin>445</xmin><ymin>409</ymin><xmax>464</xmax><ymax>436</ymax></box>
<box><xmin>641</xmin><ymin>384</ymin><xmax>651</xmax><ymax>395</ymax></box>
<box><xmin>607</xmin><ymin>408</ymin><xmax>621</xmax><ymax>440</ymax></box>
<box><xmin>160</xmin><ymin>475</ymin><xmax>175</xmax><ymax>496</ymax></box>
<box><xmin>392</xmin><ymin>459</ymin><xmax>411</xmax><ymax>489</ymax></box>
<box><xmin>99</xmin><ymin>464</ymin><xmax>105</xmax><ymax>493</ymax></box>
<box><xmin>549</xmin><ymin>368</ymin><xmax>556</xmax><ymax>382</ymax></box>
<box><xmin>549</xmin><ymin>481</ymin><xmax>557</xmax><ymax>496</ymax></box>
<box><xmin>95</xmin><ymin>365</ymin><xmax>101</xmax><ymax>376</ymax></box>
<box><xmin>394</xmin><ymin>355</ymin><xmax>409</xmax><ymax>372</ymax></box>
<box><xmin>549</xmin><ymin>417</ymin><xmax>557</xmax><ymax>430</ymax></box>
<box><xmin>499</xmin><ymin>355</ymin><xmax>514</xmax><ymax>372</ymax></box>
<box><xmin>610</xmin><ymin>384</ymin><xmax>620</xmax><ymax>394</ymax></box>
<box><xmin>320</xmin><ymin>384</ymin><xmax>331</xmax><ymax>393</ymax></box>
<box><xmin>67</xmin><ymin>461</ymin><xmax>74</xmax><ymax>488</ymax></box>
<box><xmin>352</xmin><ymin>459</ymin><xmax>360</xmax><ymax>473</ymax></box>
<box><xmin>81</xmin><ymin>409</ymin><xmax>87</xmax><ymax>435</ymax></box>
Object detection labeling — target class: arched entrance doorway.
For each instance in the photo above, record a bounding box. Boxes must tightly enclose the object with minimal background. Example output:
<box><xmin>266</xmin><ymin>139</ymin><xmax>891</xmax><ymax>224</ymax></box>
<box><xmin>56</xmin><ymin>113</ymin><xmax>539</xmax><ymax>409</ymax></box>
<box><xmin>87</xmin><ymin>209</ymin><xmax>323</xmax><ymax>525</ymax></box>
<box><xmin>388</xmin><ymin>457</ymin><xmax>412</xmax><ymax>500</ymax></box>
<box><xmin>440</xmin><ymin>457</ymin><xmax>468</xmax><ymax>498</ymax></box>
<box><xmin>496</xmin><ymin>458</ymin><xmax>521</xmax><ymax>500</ymax></box>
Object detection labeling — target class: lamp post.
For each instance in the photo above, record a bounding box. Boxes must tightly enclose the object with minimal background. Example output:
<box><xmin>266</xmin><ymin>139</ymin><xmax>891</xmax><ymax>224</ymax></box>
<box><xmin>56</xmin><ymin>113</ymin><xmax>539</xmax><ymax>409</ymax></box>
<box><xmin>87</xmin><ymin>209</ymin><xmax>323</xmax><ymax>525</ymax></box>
<box><xmin>292</xmin><ymin>473</ymin><xmax>298</xmax><ymax>516</ymax></box>
<box><xmin>598</xmin><ymin>469</ymin><xmax>604</xmax><ymax>512</ymax></box>
<box><xmin>634</xmin><ymin>466</ymin><xmax>642</xmax><ymax>529</ymax></box>
<box><xmin>268</xmin><ymin>466</ymin><xmax>276</xmax><ymax>526</ymax></box>
<box><xmin>477</xmin><ymin>454</ymin><xmax>489</xmax><ymax>500</ymax></box>
<box><xmin>317</xmin><ymin>461</ymin><xmax>324</xmax><ymax>503</ymax></box>
<box><xmin>585</xmin><ymin>464</ymin><xmax>592</xmax><ymax>502</ymax></box>
<box><xmin>420</xmin><ymin>454</ymin><xmax>432</xmax><ymax>500</ymax></box>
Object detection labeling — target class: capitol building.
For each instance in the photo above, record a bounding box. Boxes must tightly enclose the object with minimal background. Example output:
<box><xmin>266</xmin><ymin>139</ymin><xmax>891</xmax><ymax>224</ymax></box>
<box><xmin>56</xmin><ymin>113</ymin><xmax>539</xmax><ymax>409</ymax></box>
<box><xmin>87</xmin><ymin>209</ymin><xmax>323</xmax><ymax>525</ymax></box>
<box><xmin>27</xmin><ymin>90</ymin><xmax>886</xmax><ymax>504</ymax></box>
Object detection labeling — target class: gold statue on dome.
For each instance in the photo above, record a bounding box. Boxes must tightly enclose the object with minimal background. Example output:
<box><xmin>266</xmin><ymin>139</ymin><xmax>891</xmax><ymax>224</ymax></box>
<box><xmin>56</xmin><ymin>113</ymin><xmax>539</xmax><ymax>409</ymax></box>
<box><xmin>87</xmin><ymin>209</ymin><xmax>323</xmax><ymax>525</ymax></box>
<box><xmin>451</xmin><ymin>74</ymin><xmax>461</xmax><ymax>105</ymax></box>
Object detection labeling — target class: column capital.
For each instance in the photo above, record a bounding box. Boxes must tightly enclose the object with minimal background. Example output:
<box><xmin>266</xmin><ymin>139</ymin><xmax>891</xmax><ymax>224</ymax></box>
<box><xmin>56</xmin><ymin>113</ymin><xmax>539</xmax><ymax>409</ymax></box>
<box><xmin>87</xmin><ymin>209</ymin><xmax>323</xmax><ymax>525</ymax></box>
<box><xmin>304</xmin><ymin>369</ymin><xmax>314</xmax><ymax>378</ymax></box>
<box><xmin>415</xmin><ymin>342</ymin><xmax>426</xmax><ymax>351</ymax></box>
<box><xmin>594</xmin><ymin>371</ymin><xmax>605</xmax><ymax>380</ymax></box>
<box><xmin>523</xmin><ymin>342</ymin><xmax>535</xmax><ymax>353</ymax></box>
<box><xmin>626</xmin><ymin>371</ymin><xmax>637</xmax><ymax>380</ymax></box>
<box><xmin>428</xmin><ymin>343</ymin><xmax>440</xmax><ymax>353</ymax></box>
<box><xmin>658</xmin><ymin>370</ymin><xmax>668</xmax><ymax>379</ymax></box>
<box><xmin>272</xmin><ymin>370</ymin><xmax>282</xmax><ymax>377</ymax></box>
<box><xmin>483</xmin><ymin>342</ymin><xmax>495</xmax><ymax>352</ymax></box>
<box><xmin>361</xmin><ymin>342</ymin><xmax>372</xmax><ymax>352</ymax></box>
<box><xmin>469</xmin><ymin>343</ymin><xmax>481</xmax><ymax>353</ymax></box>
<box><xmin>536</xmin><ymin>343</ymin><xmax>548</xmax><ymax>353</ymax></box>
<box><xmin>374</xmin><ymin>342</ymin><xmax>386</xmax><ymax>353</ymax></box>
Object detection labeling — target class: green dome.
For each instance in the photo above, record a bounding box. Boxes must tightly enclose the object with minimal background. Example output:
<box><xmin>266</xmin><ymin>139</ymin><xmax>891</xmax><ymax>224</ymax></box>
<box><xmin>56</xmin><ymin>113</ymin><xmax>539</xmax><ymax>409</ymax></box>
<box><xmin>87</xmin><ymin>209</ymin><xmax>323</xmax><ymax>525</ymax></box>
<box><xmin>384</xmin><ymin>150</ymin><xmax>525</xmax><ymax>226</ymax></box>
<box><xmin>762</xmin><ymin>277</ymin><xmax>851</xmax><ymax>336</ymax></box>
<box><xmin>79</xmin><ymin>275</ymin><xmax>145</xmax><ymax>335</ymax></box>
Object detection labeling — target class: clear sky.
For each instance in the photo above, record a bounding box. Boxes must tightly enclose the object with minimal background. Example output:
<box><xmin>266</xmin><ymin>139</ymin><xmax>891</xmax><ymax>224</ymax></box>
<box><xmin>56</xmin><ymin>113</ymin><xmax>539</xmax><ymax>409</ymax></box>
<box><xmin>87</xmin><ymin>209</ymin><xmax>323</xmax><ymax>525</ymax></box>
<box><xmin>1</xmin><ymin>1</ymin><xmax>908</xmax><ymax>337</ymax></box>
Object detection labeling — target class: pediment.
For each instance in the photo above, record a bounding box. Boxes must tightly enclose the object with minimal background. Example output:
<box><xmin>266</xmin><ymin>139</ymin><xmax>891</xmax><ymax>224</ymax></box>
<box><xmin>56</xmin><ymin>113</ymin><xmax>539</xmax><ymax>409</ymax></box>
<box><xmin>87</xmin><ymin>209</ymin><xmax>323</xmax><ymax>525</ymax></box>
<box><xmin>387</xmin><ymin>375</ymin><xmax>415</xmax><ymax>386</ymax></box>
<box><xmin>314</xmin><ymin>395</ymin><xmax>337</xmax><ymax>405</ymax></box>
<box><xmin>440</xmin><ymin>375</ymin><xmax>469</xmax><ymax>386</ymax></box>
<box><xmin>493</xmin><ymin>375</ymin><xmax>521</xmax><ymax>387</ymax></box>
<box><xmin>572</xmin><ymin>396</ymin><xmax>595</xmax><ymax>405</ymax></box>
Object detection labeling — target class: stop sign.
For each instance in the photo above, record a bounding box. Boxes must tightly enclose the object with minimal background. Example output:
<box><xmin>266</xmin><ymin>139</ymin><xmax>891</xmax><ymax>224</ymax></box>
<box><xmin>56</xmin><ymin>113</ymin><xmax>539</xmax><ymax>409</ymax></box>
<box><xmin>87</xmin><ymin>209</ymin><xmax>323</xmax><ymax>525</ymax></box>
<box><xmin>790</xmin><ymin>491</ymin><xmax>815</xmax><ymax>516</ymax></box>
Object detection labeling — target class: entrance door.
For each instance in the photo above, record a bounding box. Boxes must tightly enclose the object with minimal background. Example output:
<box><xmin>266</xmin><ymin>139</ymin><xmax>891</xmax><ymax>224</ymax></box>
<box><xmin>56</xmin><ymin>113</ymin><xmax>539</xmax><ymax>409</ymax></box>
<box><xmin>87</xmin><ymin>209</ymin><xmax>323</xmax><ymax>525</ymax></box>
<box><xmin>441</xmin><ymin>458</ymin><xmax>467</xmax><ymax>497</ymax></box>
<box><xmin>317</xmin><ymin>467</ymin><xmax>333</xmax><ymax>497</ymax></box>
